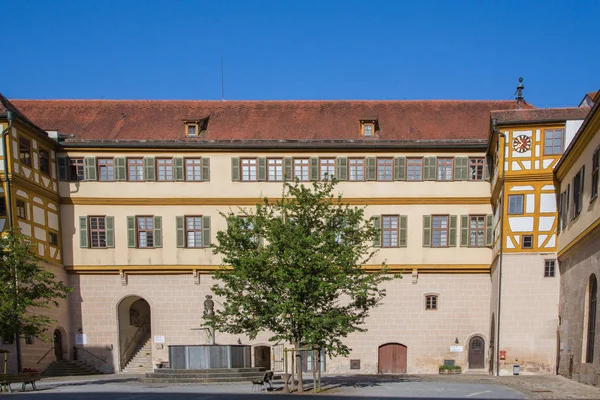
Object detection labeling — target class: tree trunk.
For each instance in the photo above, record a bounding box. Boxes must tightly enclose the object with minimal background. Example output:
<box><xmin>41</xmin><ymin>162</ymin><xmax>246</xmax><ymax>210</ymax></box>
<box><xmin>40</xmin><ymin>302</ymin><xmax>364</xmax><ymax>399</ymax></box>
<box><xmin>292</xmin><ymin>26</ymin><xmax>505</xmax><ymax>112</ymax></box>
<box><xmin>295</xmin><ymin>341</ymin><xmax>303</xmax><ymax>393</ymax></box>
<box><xmin>312</xmin><ymin>349</ymin><xmax>317</xmax><ymax>392</ymax></box>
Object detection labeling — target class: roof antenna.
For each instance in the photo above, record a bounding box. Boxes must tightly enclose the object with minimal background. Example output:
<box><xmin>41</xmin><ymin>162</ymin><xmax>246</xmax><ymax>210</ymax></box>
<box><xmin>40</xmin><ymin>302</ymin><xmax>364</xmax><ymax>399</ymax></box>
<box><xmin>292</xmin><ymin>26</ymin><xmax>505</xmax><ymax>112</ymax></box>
<box><xmin>221</xmin><ymin>53</ymin><xmax>225</xmax><ymax>102</ymax></box>
<box><xmin>514</xmin><ymin>77</ymin><xmax>524</xmax><ymax>109</ymax></box>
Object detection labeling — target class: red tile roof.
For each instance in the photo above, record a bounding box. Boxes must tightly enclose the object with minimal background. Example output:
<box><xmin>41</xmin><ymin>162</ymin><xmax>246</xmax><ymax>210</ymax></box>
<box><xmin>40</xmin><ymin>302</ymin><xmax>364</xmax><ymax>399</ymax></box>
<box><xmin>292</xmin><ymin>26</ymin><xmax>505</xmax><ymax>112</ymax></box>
<box><xmin>10</xmin><ymin>99</ymin><xmax>533</xmax><ymax>144</ymax></box>
<box><xmin>490</xmin><ymin>107</ymin><xmax>590</xmax><ymax>125</ymax></box>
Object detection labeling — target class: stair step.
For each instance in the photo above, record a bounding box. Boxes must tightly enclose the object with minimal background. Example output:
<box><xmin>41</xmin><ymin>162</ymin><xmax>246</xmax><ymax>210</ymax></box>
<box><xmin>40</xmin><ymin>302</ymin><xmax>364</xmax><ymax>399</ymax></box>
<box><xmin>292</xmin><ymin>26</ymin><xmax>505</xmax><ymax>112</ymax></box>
<box><xmin>149</xmin><ymin>367</ymin><xmax>265</xmax><ymax>374</ymax></box>
<box><xmin>140</xmin><ymin>376</ymin><xmax>264</xmax><ymax>384</ymax></box>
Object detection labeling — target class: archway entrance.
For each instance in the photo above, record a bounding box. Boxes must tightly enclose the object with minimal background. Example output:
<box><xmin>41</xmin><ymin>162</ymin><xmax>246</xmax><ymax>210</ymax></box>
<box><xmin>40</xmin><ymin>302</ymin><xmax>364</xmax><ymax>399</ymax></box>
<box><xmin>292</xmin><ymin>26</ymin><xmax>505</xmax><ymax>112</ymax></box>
<box><xmin>468</xmin><ymin>336</ymin><xmax>485</xmax><ymax>369</ymax></box>
<box><xmin>53</xmin><ymin>329</ymin><xmax>63</xmax><ymax>361</ymax></box>
<box><xmin>117</xmin><ymin>296</ymin><xmax>151</xmax><ymax>371</ymax></box>
<box><xmin>254</xmin><ymin>346</ymin><xmax>271</xmax><ymax>369</ymax></box>
<box><xmin>378</xmin><ymin>343</ymin><xmax>407</xmax><ymax>373</ymax></box>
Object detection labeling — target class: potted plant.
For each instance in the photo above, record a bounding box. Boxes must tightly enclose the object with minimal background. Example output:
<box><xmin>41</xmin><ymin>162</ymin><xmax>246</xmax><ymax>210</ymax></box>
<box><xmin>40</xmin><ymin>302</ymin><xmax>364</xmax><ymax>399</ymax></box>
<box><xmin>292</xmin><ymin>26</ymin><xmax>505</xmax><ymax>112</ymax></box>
<box><xmin>438</xmin><ymin>365</ymin><xmax>462</xmax><ymax>375</ymax></box>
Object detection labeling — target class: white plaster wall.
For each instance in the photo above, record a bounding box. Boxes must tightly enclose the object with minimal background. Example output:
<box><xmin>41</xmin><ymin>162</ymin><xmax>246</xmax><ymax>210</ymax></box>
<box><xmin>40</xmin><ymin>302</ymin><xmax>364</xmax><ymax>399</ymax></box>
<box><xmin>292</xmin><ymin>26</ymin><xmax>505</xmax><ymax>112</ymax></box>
<box><xmin>565</xmin><ymin>120</ymin><xmax>584</xmax><ymax>150</ymax></box>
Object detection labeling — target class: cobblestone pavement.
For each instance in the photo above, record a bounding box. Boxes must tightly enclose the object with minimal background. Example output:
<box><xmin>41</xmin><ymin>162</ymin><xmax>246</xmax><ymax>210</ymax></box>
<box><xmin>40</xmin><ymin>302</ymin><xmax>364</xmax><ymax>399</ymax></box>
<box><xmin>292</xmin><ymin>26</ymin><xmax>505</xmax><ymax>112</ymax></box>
<box><xmin>34</xmin><ymin>373</ymin><xmax>600</xmax><ymax>399</ymax></box>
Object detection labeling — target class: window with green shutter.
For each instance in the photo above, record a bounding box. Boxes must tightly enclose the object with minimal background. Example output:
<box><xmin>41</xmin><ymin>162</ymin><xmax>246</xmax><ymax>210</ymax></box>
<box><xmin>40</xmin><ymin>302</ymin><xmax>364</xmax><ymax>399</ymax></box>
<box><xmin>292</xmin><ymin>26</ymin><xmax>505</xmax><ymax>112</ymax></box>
<box><xmin>83</xmin><ymin>157</ymin><xmax>97</xmax><ymax>181</ymax></box>
<box><xmin>202</xmin><ymin>157</ymin><xmax>210</xmax><ymax>181</ymax></box>
<box><xmin>231</xmin><ymin>157</ymin><xmax>240</xmax><ymax>181</ymax></box>
<box><xmin>202</xmin><ymin>216</ymin><xmax>211</xmax><ymax>247</ymax></box>
<box><xmin>284</xmin><ymin>157</ymin><xmax>293</xmax><ymax>181</ymax></box>
<box><xmin>372</xmin><ymin>215</ymin><xmax>381</xmax><ymax>247</ymax></box>
<box><xmin>336</xmin><ymin>157</ymin><xmax>348</xmax><ymax>181</ymax></box>
<box><xmin>394</xmin><ymin>157</ymin><xmax>406</xmax><ymax>181</ymax></box>
<box><xmin>366</xmin><ymin>157</ymin><xmax>377</xmax><ymax>181</ymax></box>
<box><xmin>423</xmin><ymin>157</ymin><xmax>437</xmax><ymax>181</ymax></box>
<box><xmin>257</xmin><ymin>157</ymin><xmax>267</xmax><ymax>181</ymax></box>
<box><xmin>399</xmin><ymin>215</ymin><xmax>408</xmax><ymax>248</ymax></box>
<box><xmin>448</xmin><ymin>215</ymin><xmax>457</xmax><ymax>247</ymax></box>
<box><xmin>174</xmin><ymin>157</ymin><xmax>185</xmax><ymax>181</ymax></box>
<box><xmin>422</xmin><ymin>215</ymin><xmax>431</xmax><ymax>247</ymax></box>
<box><xmin>310</xmin><ymin>157</ymin><xmax>319</xmax><ymax>181</ymax></box>
<box><xmin>144</xmin><ymin>157</ymin><xmax>156</xmax><ymax>181</ymax></box>
<box><xmin>460</xmin><ymin>215</ymin><xmax>469</xmax><ymax>247</ymax></box>
<box><xmin>79</xmin><ymin>216</ymin><xmax>89</xmax><ymax>248</ymax></box>
<box><xmin>485</xmin><ymin>214</ymin><xmax>493</xmax><ymax>247</ymax></box>
<box><xmin>115</xmin><ymin>157</ymin><xmax>127</xmax><ymax>181</ymax></box>
<box><xmin>454</xmin><ymin>157</ymin><xmax>468</xmax><ymax>181</ymax></box>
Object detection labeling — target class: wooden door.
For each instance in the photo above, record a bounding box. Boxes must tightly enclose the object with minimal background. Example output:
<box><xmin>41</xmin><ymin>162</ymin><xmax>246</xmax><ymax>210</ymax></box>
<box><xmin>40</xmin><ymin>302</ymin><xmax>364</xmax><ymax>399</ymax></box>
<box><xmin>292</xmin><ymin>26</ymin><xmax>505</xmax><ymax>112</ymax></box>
<box><xmin>468</xmin><ymin>336</ymin><xmax>484</xmax><ymax>369</ymax></box>
<box><xmin>254</xmin><ymin>346</ymin><xmax>271</xmax><ymax>369</ymax></box>
<box><xmin>378</xmin><ymin>343</ymin><xmax>407</xmax><ymax>373</ymax></box>
<box><xmin>54</xmin><ymin>330</ymin><xmax>63</xmax><ymax>361</ymax></box>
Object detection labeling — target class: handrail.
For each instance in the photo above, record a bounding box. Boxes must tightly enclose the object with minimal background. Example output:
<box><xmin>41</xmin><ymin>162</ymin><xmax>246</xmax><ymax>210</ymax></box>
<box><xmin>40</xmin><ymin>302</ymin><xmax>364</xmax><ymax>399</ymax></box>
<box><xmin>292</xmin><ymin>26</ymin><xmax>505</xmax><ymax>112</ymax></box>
<box><xmin>36</xmin><ymin>347</ymin><xmax>54</xmax><ymax>364</ymax></box>
<box><xmin>120</xmin><ymin>317</ymin><xmax>150</xmax><ymax>369</ymax></box>
<box><xmin>75</xmin><ymin>347</ymin><xmax>107</xmax><ymax>364</ymax></box>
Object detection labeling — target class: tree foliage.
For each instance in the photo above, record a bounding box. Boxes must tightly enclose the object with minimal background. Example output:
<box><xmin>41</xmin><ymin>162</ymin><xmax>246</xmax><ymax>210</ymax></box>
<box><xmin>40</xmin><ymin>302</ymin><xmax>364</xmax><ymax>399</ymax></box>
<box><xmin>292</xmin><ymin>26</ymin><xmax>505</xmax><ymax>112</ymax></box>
<box><xmin>211</xmin><ymin>179</ymin><xmax>392</xmax><ymax>358</ymax></box>
<box><xmin>0</xmin><ymin>229</ymin><xmax>72</xmax><ymax>341</ymax></box>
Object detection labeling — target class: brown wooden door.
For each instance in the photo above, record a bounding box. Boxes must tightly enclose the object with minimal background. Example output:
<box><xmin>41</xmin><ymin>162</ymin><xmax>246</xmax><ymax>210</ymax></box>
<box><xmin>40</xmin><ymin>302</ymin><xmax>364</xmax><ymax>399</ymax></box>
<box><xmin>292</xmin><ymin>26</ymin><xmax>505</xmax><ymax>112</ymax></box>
<box><xmin>54</xmin><ymin>330</ymin><xmax>63</xmax><ymax>361</ymax></box>
<box><xmin>468</xmin><ymin>336</ymin><xmax>484</xmax><ymax>369</ymax></box>
<box><xmin>378</xmin><ymin>343</ymin><xmax>407</xmax><ymax>373</ymax></box>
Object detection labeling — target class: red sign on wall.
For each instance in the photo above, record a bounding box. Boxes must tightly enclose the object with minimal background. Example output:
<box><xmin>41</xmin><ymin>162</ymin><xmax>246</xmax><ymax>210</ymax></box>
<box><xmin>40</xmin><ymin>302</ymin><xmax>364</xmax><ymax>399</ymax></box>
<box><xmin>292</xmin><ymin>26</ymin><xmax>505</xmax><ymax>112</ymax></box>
<box><xmin>500</xmin><ymin>350</ymin><xmax>506</xmax><ymax>360</ymax></box>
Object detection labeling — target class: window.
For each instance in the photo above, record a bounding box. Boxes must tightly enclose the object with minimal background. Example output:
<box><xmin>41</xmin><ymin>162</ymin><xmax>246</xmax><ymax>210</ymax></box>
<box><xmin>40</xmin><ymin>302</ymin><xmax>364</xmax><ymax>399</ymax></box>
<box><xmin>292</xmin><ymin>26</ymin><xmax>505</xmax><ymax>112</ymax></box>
<box><xmin>544</xmin><ymin>129</ymin><xmax>564</xmax><ymax>155</ymax></box>
<box><xmin>137</xmin><ymin>217</ymin><xmax>155</xmax><ymax>248</ymax></box>
<box><xmin>25</xmin><ymin>336</ymin><xmax>35</xmax><ymax>345</ymax></box>
<box><xmin>586</xmin><ymin>275</ymin><xmax>597</xmax><ymax>363</ymax></box>
<box><xmin>89</xmin><ymin>216</ymin><xmax>107</xmax><ymax>248</ymax></box>
<box><xmin>268</xmin><ymin>158</ymin><xmax>283</xmax><ymax>181</ymax></box>
<box><xmin>382</xmin><ymin>215</ymin><xmax>398</xmax><ymax>247</ymax></box>
<box><xmin>592</xmin><ymin>148</ymin><xmax>599</xmax><ymax>200</ymax></box>
<box><xmin>98</xmin><ymin>159</ymin><xmax>115</xmax><ymax>181</ymax></box>
<box><xmin>320</xmin><ymin>158</ymin><xmax>335</xmax><ymax>181</ymax></box>
<box><xmin>544</xmin><ymin>260</ymin><xmax>556</xmax><ymax>277</ymax></box>
<box><xmin>127</xmin><ymin>158</ymin><xmax>144</xmax><ymax>181</ymax></box>
<box><xmin>186</xmin><ymin>123</ymin><xmax>198</xmax><ymax>137</ymax></box>
<box><xmin>437</xmin><ymin>158</ymin><xmax>453</xmax><ymax>181</ymax></box>
<box><xmin>425</xmin><ymin>295</ymin><xmax>438</xmax><ymax>310</ymax></box>
<box><xmin>522</xmin><ymin>235</ymin><xmax>533</xmax><ymax>249</ymax></box>
<box><xmin>49</xmin><ymin>232</ymin><xmax>59</xmax><ymax>246</ymax></box>
<box><xmin>69</xmin><ymin>158</ymin><xmax>85</xmax><ymax>181</ymax></box>
<box><xmin>508</xmin><ymin>194</ymin><xmax>524</xmax><ymax>215</ymax></box>
<box><xmin>39</xmin><ymin>149</ymin><xmax>50</xmax><ymax>175</ymax></box>
<box><xmin>572</xmin><ymin>166</ymin><xmax>585</xmax><ymax>218</ymax></box>
<box><xmin>16</xmin><ymin>199</ymin><xmax>26</xmax><ymax>219</ymax></box>
<box><xmin>241</xmin><ymin>159</ymin><xmax>257</xmax><ymax>181</ymax></box>
<box><xmin>185</xmin><ymin>216</ymin><xmax>203</xmax><ymax>248</ymax></box>
<box><xmin>361</xmin><ymin>122</ymin><xmax>375</xmax><ymax>136</ymax></box>
<box><xmin>185</xmin><ymin>158</ymin><xmax>202</xmax><ymax>181</ymax></box>
<box><xmin>157</xmin><ymin>158</ymin><xmax>173</xmax><ymax>181</ymax></box>
<box><xmin>349</xmin><ymin>158</ymin><xmax>365</xmax><ymax>181</ymax></box>
<box><xmin>431</xmin><ymin>215</ymin><xmax>449</xmax><ymax>247</ymax></box>
<box><xmin>469</xmin><ymin>215</ymin><xmax>486</xmax><ymax>247</ymax></box>
<box><xmin>19</xmin><ymin>137</ymin><xmax>31</xmax><ymax>166</ymax></box>
<box><xmin>469</xmin><ymin>158</ymin><xmax>485</xmax><ymax>181</ymax></box>
<box><xmin>293</xmin><ymin>159</ymin><xmax>309</xmax><ymax>181</ymax></box>
<box><xmin>377</xmin><ymin>158</ymin><xmax>393</xmax><ymax>181</ymax></box>
<box><xmin>407</xmin><ymin>158</ymin><xmax>422</xmax><ymax>181</ymax></box>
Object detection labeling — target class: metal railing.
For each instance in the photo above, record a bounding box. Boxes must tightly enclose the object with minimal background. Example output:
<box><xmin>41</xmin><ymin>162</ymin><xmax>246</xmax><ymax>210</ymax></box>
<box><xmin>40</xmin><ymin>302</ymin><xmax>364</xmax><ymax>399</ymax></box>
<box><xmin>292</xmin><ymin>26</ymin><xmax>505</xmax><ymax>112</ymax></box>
<box><xmin>120</xmin><ymin>317</ymin><xmax>150</xmax><ymax>370</ymax></box>
<box><xmin>36</xmin><ymin>347</ymin><xmax>54</xmax><ymax>364</ymax></box>
<box><xmin>74</xmin><ymin>346</ymin><xmax>107</xmax><ymax>364</ymax></box>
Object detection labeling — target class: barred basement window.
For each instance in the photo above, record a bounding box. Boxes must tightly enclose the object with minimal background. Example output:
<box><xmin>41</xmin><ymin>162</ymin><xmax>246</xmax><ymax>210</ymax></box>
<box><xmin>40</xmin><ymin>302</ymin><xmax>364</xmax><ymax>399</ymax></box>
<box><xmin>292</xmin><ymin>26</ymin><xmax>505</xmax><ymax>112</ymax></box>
<box><xmin>425</xmin><ymin>294</ymin><xmax>438</xmax><ymax>310</ymax></box>
<box><xmin>544</xmin><ymin>260</ymin><xmax>556</xmax><ymax>277</ymax></box>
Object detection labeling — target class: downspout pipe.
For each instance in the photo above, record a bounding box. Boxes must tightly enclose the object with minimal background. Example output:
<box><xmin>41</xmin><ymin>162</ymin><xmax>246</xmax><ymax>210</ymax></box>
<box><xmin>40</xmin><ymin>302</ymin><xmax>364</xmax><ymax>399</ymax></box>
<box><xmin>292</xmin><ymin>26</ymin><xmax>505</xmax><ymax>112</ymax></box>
<box><xmin>1</xmin><ymin>110</ymin><xmax>14</xmax><ymax>230</ymax></box>
<box><xmin>492</xmin><ymin>118</ymin><xmax>506</xmax><ymax>376</ymax></box>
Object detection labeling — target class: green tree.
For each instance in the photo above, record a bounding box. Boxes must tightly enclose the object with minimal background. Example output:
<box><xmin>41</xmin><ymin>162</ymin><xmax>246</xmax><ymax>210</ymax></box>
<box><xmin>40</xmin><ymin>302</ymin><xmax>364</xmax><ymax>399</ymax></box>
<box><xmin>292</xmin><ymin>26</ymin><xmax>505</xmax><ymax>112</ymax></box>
<box><xmin>211</xmin><ymin>179</ymin><xmax>392</xmax><ymax>391</ymax></box>
<box><xmin>0</xmin><ymin>229</ymin><xmax>72</xmax><ymax>371</ymax></box>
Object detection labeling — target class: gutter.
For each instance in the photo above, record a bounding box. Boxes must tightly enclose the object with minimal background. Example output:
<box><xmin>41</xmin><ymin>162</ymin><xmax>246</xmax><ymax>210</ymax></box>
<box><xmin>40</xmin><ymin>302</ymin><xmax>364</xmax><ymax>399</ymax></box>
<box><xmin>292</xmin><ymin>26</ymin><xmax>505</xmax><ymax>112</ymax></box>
<box><xmin>1</xmin><ymin>110</ymin><xmax>14</xmax><ymax>230</ymax></box>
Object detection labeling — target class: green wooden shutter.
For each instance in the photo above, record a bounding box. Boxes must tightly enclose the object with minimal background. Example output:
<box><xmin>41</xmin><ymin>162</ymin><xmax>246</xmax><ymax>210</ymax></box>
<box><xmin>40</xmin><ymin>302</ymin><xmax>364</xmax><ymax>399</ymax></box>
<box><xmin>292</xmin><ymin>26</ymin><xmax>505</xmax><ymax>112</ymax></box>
<box><xmin>202</xmin><ymin>216</ymin><xmax>211</xmax><ymax>247</ymax></box>
<box><xmin>566</xmin><ymin>183</ymin><xmax>571</xmax><ymax>221</ymax></box>
<box><xmin>284</xmin><ymin>157</ymin><xmax>293</xmax><ymax>181</ymax></box>
<box><xmin>79</xmin><ymin>216</ymin><xmax>89</xmax><ymax>248</ymax></box>
<box><xmin>422</xmin><ymin>215</ymin><xmax>431</xmax><ymax>247</ymax></box>
<box><xmin>336</xmin><ymin>157</ymin><xmax>348</xmax><ymax>181</ymax></box>
<box><xmin>115</xmin><ymin>157</ymin><xmax>127</xmax><ymax>181</ymax></box>
<box><xmin>153</xmin><ymin>216</ymin><xmax>162</xmax><ymax>248</ymax></box>
<box><xmin>310</xmin><ymin>157</ymin><xmax>319</xmax><ymax>181</ymax></box>
<box><xmin>366</xmin><ymin>157</ymin><xmax>376</xmax><ymax>181</ymax></box>
<box><xmin>399</xmin><ymin>215</ymin><xmax>408</xmax><ymax>248</ymax></box>
<box><xmin>394</xmin><ymin>157</ymin><xmax>406</xmax><ymax>181</ymax></box>
<box><xmin>105</xmin><ymin>216</ymin><xmax>115</xmax><ymax>248</ymax></box>
<box><xmin>84</xmin><ymin>157</ymin><xmax>97</xmax><ymax>181</ymax></box>
<box><xmin>257</xmin><ymin>157</ymin><xmax>267</xmax><ymax>181</ymax></box>
<box><xmin>144</xmin><ymin>157</ymin><xmax>156</xmax><ymax>181</ymax></box>
<box><xmin>176</xmin><ymin>216</ymin><xmax>185</xmax><ymax>248</ymax></box>
<box><xmin>372</xmin><ymin>215</ymin><xmax>381</xmax><ymax>247</ymax></box>
<box><xmin>579</xmin><ymin>165</ymin><xmax>585</xmax><ymax>214</ymax></box>
<box><xmin>231</xmin><ymin>157</ymin><xmax>240</xmax><ymax>181</ymax></box>
<box><xmin>454</xmin><ymin>157</ymin><xmax>468</xmax><ymax>181</ymax></box>
<box><xmin>202</xmin><ymin>157</ymin><xmax>210</xmax><ymax>181</ymax></box>
<box><xmin>58</xmin><ymin>157</ymin><xmax>68</xmax><ymax>181</ymax></box>
<box><xmin>460</xmin><ymin>215</ymin><xmax>469</xmax><ymax>247</ymax></box>
<box><xmin>486</xmin><ymin>214</ymin><xmax>493</xmax><ymax>247</ymax></box>
<box><xmin>174</xmin><ymin>157</ymin><xmax>185</xmax><ymax>181</ymax></box>
<box><xmin>424</xmin><ymin>157</ymin><xmax>437</xmax><ymax>181</ymax></box>
<box><xmin>449</xmin><ymin>215</ymin><xmax>457</xmax><ymax>247</ymax></box>
<box><xmin>127</xmin><ymin>216</ymin><xmax>137</xmax><ymax>248</ymax></box>
<box><xmin>484</xmin><ymin>157</ymin><xmax>491</xmax><ymax>181</ymax></box>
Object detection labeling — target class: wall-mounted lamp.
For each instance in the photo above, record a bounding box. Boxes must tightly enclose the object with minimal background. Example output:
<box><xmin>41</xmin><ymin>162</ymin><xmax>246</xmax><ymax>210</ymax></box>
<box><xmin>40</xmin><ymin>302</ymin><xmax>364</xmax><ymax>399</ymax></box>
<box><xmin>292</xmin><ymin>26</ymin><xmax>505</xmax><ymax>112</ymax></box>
<box><xmin>455</xmin><ymin>337</ymin><xmax>459</xmax><ymax>344</ymax></box>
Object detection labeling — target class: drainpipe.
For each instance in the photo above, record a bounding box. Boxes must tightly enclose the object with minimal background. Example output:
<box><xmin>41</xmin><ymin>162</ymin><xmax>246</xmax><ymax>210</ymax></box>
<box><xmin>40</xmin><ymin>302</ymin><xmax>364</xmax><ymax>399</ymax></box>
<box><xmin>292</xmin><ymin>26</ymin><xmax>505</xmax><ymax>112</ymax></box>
<box><xmin>492</xmin><ymin>118</ymin><xmax>506</xmax><ymax>376</ymax></box>
<box><xmin>1</xmin><ymin>110</ymin><xmax>14</xmax><ymax>230</ymax></box>
<box><xmin>1</xmin><ymin>110</ymin><xmax>20</xmax><ymax>372</ymax></box>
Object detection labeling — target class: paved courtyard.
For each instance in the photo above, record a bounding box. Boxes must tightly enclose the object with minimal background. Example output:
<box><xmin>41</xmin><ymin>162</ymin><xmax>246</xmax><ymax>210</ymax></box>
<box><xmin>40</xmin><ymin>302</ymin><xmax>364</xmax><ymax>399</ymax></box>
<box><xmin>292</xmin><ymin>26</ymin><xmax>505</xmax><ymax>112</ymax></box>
<box><xmin>11</xmin><ymin>373</ymin><xmax>600</xmax><ymax>399</ymax></box>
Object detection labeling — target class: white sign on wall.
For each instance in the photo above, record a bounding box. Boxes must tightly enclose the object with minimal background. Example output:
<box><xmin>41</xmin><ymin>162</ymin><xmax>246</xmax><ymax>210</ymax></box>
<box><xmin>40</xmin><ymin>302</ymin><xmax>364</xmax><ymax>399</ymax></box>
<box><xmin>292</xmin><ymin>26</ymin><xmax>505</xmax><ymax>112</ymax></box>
<box><xmin>450</xmin><ymin>345</ymin><xmax>464</xmax><ymax>352</ymax></box>
<box><xmin>154</xmin><ymin>335</ymin><xmax>165</xmax><ymax>343</ymax></box>
<box><xmin>75</xmin><ymin>334</ymin><xmax>88</xmax><ymax>345</ymax></box>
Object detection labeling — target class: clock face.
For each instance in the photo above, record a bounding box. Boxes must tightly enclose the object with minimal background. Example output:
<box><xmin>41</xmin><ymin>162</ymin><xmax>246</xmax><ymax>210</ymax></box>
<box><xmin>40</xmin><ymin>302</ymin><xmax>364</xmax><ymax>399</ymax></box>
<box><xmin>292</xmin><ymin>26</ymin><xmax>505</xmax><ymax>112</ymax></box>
<box><xmin>512</xmin><ymin>135</ymin><xmax>532</xmax><ymax>153</ymax></box>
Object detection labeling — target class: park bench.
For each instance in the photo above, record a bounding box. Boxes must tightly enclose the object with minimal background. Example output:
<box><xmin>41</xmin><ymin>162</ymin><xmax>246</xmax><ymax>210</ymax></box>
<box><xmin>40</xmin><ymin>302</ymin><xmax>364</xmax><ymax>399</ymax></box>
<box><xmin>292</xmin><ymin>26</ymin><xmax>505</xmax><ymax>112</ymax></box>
<box><xmin>251</xmin><ymin>370</ymin><xmax>274</xmax><ymax>391</ymax></box>
<box><xmin>0</xmin><ymin>372</ymin><xmax>40</xmax><ymax>392</ymax></box>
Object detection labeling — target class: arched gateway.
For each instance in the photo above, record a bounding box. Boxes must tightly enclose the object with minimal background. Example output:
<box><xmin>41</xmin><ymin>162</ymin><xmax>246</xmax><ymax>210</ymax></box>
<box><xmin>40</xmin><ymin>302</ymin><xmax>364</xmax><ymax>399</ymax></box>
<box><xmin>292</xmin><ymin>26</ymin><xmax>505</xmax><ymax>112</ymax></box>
<box><xmin>117</xmin><ymin>296</ymin><xmax>151</xmax><ymax>371</ymax></box>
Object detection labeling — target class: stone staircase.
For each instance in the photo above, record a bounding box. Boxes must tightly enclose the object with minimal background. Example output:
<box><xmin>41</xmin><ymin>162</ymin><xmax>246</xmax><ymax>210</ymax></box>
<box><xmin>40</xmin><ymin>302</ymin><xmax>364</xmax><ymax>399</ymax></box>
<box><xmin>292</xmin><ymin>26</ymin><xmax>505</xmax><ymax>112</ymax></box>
<box><xmin>140</xmin><ymin>367</ymin><xmax>267</xmax><ymax>383</ymax></box>
<box><xmin>122</xmin><ymin>337</ymin><xmax>153</xmax><ymax>373</ymax></box>
<box><xmin>42</xmin><ymin>360</ymin><xmax>102</xmax><ymax>377</ymax></box>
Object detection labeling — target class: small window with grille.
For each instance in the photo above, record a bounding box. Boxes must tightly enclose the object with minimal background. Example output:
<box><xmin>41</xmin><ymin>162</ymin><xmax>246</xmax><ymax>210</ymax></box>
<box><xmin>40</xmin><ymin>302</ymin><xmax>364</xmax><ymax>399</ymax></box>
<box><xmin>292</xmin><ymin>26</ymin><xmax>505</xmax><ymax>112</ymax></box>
<box><xmin>425</xmin><ymin>294</ymin><xmax>438</xmax><ymax>310</ymax></box>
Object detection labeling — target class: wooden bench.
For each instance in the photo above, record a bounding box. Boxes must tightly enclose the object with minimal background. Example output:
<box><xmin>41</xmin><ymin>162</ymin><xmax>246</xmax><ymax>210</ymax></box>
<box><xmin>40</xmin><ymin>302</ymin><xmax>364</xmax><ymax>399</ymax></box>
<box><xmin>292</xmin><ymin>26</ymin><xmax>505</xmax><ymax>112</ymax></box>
<box><xmin>0</xmin><ymin>373</ymin><xmax>40</xmax><ymax>392</ymax></box>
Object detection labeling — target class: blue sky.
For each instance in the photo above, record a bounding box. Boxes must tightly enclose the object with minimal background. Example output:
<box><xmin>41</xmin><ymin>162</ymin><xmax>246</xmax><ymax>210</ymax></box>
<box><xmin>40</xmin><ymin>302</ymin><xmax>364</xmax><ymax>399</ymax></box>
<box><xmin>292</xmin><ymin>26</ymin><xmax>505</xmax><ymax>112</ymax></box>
<box><xmin>3</xmin><ymin>1</ymin><xmax>599</xmax><ymax>107</ymax></box>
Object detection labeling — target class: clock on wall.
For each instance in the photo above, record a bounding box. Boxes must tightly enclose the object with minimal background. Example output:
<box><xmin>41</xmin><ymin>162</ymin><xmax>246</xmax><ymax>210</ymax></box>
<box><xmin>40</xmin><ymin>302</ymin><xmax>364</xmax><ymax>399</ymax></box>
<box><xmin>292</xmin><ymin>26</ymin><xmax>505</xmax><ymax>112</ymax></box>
<box><xmin>512</xmin><ymin>135</ymin><xmax>532</xmax><ymax>153</ymax></box>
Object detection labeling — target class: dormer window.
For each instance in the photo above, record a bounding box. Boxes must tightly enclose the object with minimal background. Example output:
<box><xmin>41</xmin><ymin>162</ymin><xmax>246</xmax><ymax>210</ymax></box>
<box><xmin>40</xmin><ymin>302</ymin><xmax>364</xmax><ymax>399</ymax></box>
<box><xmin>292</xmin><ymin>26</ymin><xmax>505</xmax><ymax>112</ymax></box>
<box><xmin>360</xmin><ymin>119</ymin><xmax>378</xmax><ymax>137</ymax></box>
<box><xmin>186</xmin><ymin>123</ymin><xmax>198</xmax><ymax>137</ymax></box>
<box><xmin>183</xmin><ymin>118</ymin><xmax>209</xmax><ymax>138</ymax></box>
